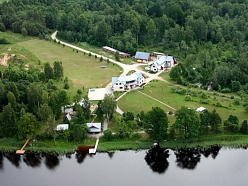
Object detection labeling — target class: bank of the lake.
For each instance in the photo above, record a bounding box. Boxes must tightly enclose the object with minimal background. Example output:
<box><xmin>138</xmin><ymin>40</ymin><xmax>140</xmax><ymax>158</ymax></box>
<box><xmin>1</xmin><ymin>134</ymin><xmax>248</xmax><ymax>154</ymax></box>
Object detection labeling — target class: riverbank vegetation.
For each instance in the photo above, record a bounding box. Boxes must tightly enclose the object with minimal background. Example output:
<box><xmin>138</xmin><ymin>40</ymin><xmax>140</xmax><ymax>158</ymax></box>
<box><xmin>1</xmin><ymin>0</ymin><xmax>248</xmax><ymax>153</ymax></box>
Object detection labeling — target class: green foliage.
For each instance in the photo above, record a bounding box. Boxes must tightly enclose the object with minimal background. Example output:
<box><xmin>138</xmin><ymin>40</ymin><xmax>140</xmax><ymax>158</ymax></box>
<box><xmin>115</xmin><ymin>51</ymin><xmax>120</xmax><ymax>62</ymax></box>
<box><xmin>185</xmin><ymin>95</ymin><xmax>192</xmax><ymax>101</ymax></box>
<box><xmin>101</xmin><ymin>94</ymin><xmax>117</xmax><ymax>121</ymax></box>
<box><xmin>103</xmin><ymin>129</ymin><xmax>114</xmax><ymax>141</ymax></box>
<box><xmin>173</xmin><ymin>106</ymin><xmax>200</xmax><ymax>139</ymax></box>
<box><xmin>210</xmin><ymin>109</ymin><xmax>222</xmax><ymax>133</ymax></box>
<box><xmin>227</xmin><ymin>115</ymin><xmax>239</xmax><ymax>125</ymax></box>
<box><xmin>240</xmin><ymin>120</ymin><xmax>248</xmax><ymax>134</ymax></box>
<box><xmin>64</xmin><ymin>82</ymin><xmax>70</xmax><ymax>89</ymax></box>
<box><xmin>17</xmin><ymin>112</ymin><xmax>39</xmax><ymax>140</ymax></box>
<box><xmin>233</xmin><ymin>98</ymin><xmax>241</xmax><ymax>105</ymax></box>
<box><xmin>144</xmin><ymin>107</ymin><xmax>168</xmax><ymax>140</ymax></box>
<box><xmin>0</xmin><ymin>103</ymin><xmax>17</xmax><ymax>137</ymax></box>
<box><xmin>122</xmin><ymin>111</ymin><xmax>134</xmax><ymax>122</ymax></box>
<box><xmin>71</xmin><ymin>124</ymin><xmax>89</xmax><ymax>142</ymax></box>
<box><xmin>53</xmin><ymin>61</ymin><xmax>64</xmax><ymax>80</ymax></box>
<box><xmin>0</xmin><ymin>38</ymin><xmax>9</xmax><ymax>44</ymax></box>
<box><xmin>44</xmin><ymin>62</ymin><xmax>54</xmax><ymax>80</ymax></box>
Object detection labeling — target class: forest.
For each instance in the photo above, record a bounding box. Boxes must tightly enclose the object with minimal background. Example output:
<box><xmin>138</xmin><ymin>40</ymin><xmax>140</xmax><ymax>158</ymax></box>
<box><xmin>1</xmin><ymin>0</ymin><xmax>248</xmax><ymax>92</ymax></box>
<box><xmin>1</xmin><ymin>0</ymin><xmax>248</xmax><ymax>144</ymax></box>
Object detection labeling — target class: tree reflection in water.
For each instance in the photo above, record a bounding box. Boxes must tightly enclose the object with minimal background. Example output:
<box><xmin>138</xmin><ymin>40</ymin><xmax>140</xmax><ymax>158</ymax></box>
<box><xmin>23</xmin><ymin>153</ymin><xmax>42</xmax><ymax>168</ymax></box>
<box><xmin>200</xmin><ymin>145</ymin><xmax>221</xmax><ymax>159</ymax></box>
<box><xmin>174</xmin><ymin>148</ymin><xmax>201</xmax><ymax>170</ymax></box>
<box><xmin>174</xmin><ymin>146</ymin><xmax>221</xmax><ymax>170</ymax></box>
<box><xmin>4</xmin><ymin>153</ymin><xmax>21</xmax><ymax>168</ymax></box>
<box><xmin>0</xmin><ymin>152</ymin><xmax>3</xmax><ymax>170</ymax></box>
<box><xmin>108</xmin><ymin>152</ymin><xmax>114</xmax><ymax>159</ymax></box>
<box><xmin>75</xmin><ymin>146</ymin><xmax>92</xmax><ymax>164</ymax></box>
<box><xmin>44</xmin><ymin>154</ymin><xmax>60</xmax><ymax>170</ymax></box>
<box><xmin>144</xmin><ymin>143</ymin><xmax>170</xmax><ymax>174</ymax></box>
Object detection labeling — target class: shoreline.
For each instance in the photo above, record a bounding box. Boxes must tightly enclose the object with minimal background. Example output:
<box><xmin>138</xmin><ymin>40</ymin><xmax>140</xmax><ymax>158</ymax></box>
<box><xmin>1</xmin><ymin>134</ymin><xmax>248</xmax><ymax>154</ymax></box>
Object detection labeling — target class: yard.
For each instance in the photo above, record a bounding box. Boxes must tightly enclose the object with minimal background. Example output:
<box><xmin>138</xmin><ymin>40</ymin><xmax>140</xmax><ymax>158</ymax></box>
<box><xmin>117</xmin><ymin>80</ymin><xmax>248</xmax><ymax>125</ymax></box>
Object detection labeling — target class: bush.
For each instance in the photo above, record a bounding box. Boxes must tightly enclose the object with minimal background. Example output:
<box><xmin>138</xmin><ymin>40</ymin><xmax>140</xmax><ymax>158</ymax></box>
<box><xmin>201</xmin><ymin>92</ymin><xmax>208</xmax><ymax>99</ymax></box>
<box><xmin>103</xmin><ymin>129</ymin><xmax>114</xmax><ymax>141</ymax></box>
<box><xmin>221</xmin><ymin>88</ymin><xmax>231</xmax><ymax>93</ymax></box>
<box><xmin>0</xmin><ymin>38</ymin><xmax>10</xmax><ymax>44</ymax></box>
<box><xmin>185</xmin><ymin>95</ymin><xmax>192</xmax><ymax>101</ymax></box>
<box><xmin>233</xmin><ymin>98</ymin><xmax>241</xmax><ymax>105</ymax></box>
<box><xmin>216</xmin><ymin>101</ymin><xmax>222</xmax><ymax>107</ymax></box>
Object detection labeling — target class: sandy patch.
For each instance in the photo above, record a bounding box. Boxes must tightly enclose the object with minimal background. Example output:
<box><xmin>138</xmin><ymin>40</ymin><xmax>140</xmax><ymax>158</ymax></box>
<box><xmin>0</xmin><ymin>53</ymin><xmax>15</xmax><ymax>67</ymax></box>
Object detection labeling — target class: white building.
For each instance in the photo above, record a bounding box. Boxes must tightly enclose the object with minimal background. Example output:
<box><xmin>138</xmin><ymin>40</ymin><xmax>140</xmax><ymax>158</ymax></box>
<box><xmin>111</xmin><ymin>71</ymin><xmax>146</xmax><ymax>91</ymax></box>
<box><xmin>56</xmin><ymin>124</ymin><xmax>69</xmax><ymax>131</ymax></box>
<box><xmin>87</xmin><ymin>123</ymin><xmax>101</xmax><ymax>133</ymax></box>
<box><xmin>149</xmin><ymin>55</ymin><xmax>174</xmax><ymax>73</ymax></box>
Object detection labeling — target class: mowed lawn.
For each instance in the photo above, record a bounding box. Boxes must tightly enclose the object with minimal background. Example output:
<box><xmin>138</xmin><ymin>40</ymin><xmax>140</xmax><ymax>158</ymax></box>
<box><xmin>117</xmin><ymin>80</ymin><xmax>248</xmax><ymax>124</ymax></box>
<box><xmin>19</xmin><ymin>39</ymin><xmax>122</xmax><ymax>88</ymax></box>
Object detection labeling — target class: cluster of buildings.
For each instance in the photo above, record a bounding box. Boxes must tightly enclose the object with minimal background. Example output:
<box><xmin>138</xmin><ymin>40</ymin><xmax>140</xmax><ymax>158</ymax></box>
<box><xmin>111</xmin><ymin>71</ymin><xmax>145</xmax><ymax>91</ymax></box>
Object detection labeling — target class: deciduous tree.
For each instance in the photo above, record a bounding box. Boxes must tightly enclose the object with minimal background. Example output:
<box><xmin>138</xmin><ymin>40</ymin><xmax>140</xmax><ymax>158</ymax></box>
<box><xmin>173</xmin><ymin>106</ymin><xmax>200</xmax><ymax>139</ymax></box>
<box><xmin>144</xmin><ymin>107</ymin><xmax>168</xmax><ymax>140</ymax></box>
<box><xmin>17</xmin><ymin>112</ymin><xmax>39</xmax><ymax>140</ymax></box>
<box><xmin>101</xmin><ymin>94</ymin><xmax>117</xmax><ymax>121</ymax></box>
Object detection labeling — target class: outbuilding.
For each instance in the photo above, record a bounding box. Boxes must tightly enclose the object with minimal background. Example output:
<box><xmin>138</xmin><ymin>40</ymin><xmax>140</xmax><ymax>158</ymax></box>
<box><xmin>134</xmin><ymin>52</ymin><xmax>151</xmax><ymax>63</ymax></box>
<box><xmin>56</xmin><ymin>124</ymin><xmax>69</xmax><ymax>131</ymax></box>
<box><xmin>87</xmin><ymin>123</ymin><xmax>101</xmax><ymax>133</ymax></box>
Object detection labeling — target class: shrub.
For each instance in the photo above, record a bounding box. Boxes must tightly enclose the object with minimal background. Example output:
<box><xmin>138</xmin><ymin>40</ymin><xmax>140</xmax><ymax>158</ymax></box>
<box><xmin>185</xmin><ymin>95</ymin><xmax>192</xmax><ymax>101</ymax></box>
<box><xmin>0</xmin><ymin>38</ymin><xmax>10</xmax><ymax>44</ymax></box>
<box><xmin>233</xmin><ymin>98</ymin><xmax>241</xmax><ymax>105</ymax></box>
<box><xmin>216</xmin><ymin>101</ymin><xmax>222</xmax><ymax>107</ymax></box>
<box><xmin>103</xmin><ymin>129</ymin><xmax>114</xmax><ymax>141</ymax></box>
<box><xmin>201</xmin><ymin>92</ymin><xmax>208</xmax><ymax>99</ymax></box>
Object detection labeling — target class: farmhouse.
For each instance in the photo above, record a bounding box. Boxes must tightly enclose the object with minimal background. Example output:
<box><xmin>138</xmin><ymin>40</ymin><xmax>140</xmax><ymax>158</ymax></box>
<box><xmin>56</xmin><ymin>124</ymin><xmax>69</xmax><ymax>131</ymax></box>
<box><xmin>149</xmin><ymin>54</ymin><xmax>175</xmax><ymax>73</ymax></box>
<box><xmin>87</xmin><ymin>123</ymin><xmax>101</xmax><ymax>133</ymax></box>
<box><xmin>102</xmin><ymin>46</ymin><xmax>130</xmax><ymax>58</ymax></box>
<box><xmin>112</xmin><ymin>71</ymin><xmax>145</xmax><ymax>91</ymax></box>
<box><xmin>134</xmin><ymin>52</ymin><xmax>151</xmax><ymax>63</ymax></box>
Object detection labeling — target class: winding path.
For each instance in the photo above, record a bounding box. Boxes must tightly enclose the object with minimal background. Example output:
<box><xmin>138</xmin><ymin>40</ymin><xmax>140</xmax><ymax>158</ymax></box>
<box><xmin>51</xmin><ymin>31</ymin><xmax>174</xmax><ymax>131</ymax></box>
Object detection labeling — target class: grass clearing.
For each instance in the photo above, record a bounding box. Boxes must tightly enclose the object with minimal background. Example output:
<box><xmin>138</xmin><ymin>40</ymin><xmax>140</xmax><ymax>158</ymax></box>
<box><xmin>117</xmin><ymin>80</ymin><xmax>248</xmax><ymax>124</ymax></box>
<box><xmin>19</xmin><ymin>39</ymin><xmax>123</xmax><ymax>95</ymax></box>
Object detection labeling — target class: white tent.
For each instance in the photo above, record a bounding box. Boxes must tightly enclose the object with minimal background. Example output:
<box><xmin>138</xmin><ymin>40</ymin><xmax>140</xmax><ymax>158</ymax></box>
<box><xmin>196</xmin><ymin>106</ymin><xmax>206</xmax><ymax>112</ymax></box>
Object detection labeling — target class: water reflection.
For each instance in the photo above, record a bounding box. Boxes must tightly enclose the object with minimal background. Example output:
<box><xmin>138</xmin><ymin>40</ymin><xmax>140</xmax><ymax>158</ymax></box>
<box><xmin>23</xmin><ymin>153</ymin><xmax>42</xmax><ymax>168</ymax></box>
<box><xmin>200</xmin><ymin>145</ymin><xmax>221</xmax><ymax>159</ymax></box>
<box><xmin>75</xmin><ymin>146</ymin><xmax>93</xmax><ymax>164</ymax></box>
<box><xmin>108</xmin><ymin>152</ymin><xmax>114</xmax><ymax>159</ymax></box>
<box><xmin>4</xmin><ymin>153</ymin><xmax>21</xmax><ymax>168</ymax></box>
<box><xmin>174</xmin><ymin>148</ymin><xmax>201</xmax><ymax>170</ymax></box>
<box><xmin>44</xmin><ymin>154</ymin><xmax>60</xmax><ymax>170</ymax></box>
<box><xmin>144</xmin><ymin>143</ymin><xmax>170</xmax><ymax>174</ymax></box>
<box><xmin>0</xmin><ymin>152</ymin><xmax>3</xmax><ymax>170</ymax></box>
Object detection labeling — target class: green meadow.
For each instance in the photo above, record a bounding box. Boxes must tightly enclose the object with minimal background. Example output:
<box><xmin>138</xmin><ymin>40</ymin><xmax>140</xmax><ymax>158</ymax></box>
<box><xmin>18</xmin><ymin>39</ymin><xmax>122</xmax><ymax>94</ymax></box>
<box><xmin>117</xmin><ymin>80</ymin><xmax>248</xmax><ymax>124</ymax></box>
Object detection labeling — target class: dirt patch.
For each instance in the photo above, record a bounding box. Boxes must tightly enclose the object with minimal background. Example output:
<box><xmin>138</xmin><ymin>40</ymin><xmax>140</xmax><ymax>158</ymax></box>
<box><xmin>0</xmin><ymin>53</ymin><xmax>15</xmax><ymax>67</ymax></box>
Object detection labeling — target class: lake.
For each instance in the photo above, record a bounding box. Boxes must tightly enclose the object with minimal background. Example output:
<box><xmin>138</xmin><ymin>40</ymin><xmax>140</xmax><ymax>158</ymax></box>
<box><xmin>1</xmin><ymin>146</ymin><xmax>248</xmax><ymax>186</ymax></box>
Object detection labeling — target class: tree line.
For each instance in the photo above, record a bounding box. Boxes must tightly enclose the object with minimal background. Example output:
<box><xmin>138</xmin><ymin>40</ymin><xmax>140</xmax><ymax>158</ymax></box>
<box><xmin>0</xmin><ymin>62</ymin><xmax>118</xmax><ymax>142</ymax></box>
<box><xmin>2</xmin><ymin>0</ymin><xmax>248</xmax><ymax>91</ymax></box>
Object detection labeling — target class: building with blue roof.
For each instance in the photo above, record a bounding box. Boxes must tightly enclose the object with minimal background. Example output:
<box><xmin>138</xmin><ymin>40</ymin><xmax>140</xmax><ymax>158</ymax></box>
<box><xmin>112</xmin><ymin>71</ymin><xmax>146</xmax><ymax>91</ymax></box>
<box><xmin>149</xmin><ymin>55</ymin><xmax>175</xmax><ymax>72</ymax></box>
<box><xmin>134</xmin><ymin>52</ymin><xmax>151</xmax><ymax>63</ymax></box>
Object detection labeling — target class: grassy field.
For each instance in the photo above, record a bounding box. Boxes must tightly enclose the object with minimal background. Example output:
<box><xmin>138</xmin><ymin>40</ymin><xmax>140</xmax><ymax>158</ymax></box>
<box><xmin>117</xmin><ymin>80</ymin><xmax>248</xmax><ymax>124</ymax></box>
<box><xmin>18</xmin><ymin>39</ymin><xmax>122</xmax><ymax>94</ymax></box>
<box><xmin>0</xmin><ymin>0</ymin><xmax>6</xmax><ymax>4</ymax></box>
<box><xmin>0</xmin><ymin>31</ymin><xmax>39</xmax><ymax>71</ymax></box>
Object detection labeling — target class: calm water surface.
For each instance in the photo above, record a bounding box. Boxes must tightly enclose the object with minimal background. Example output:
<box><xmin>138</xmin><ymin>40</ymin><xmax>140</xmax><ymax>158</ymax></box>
<box><xmin>1</xmin><ymin>147</ymin><xmax>248</xmax><ymax>186</ymax></box>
